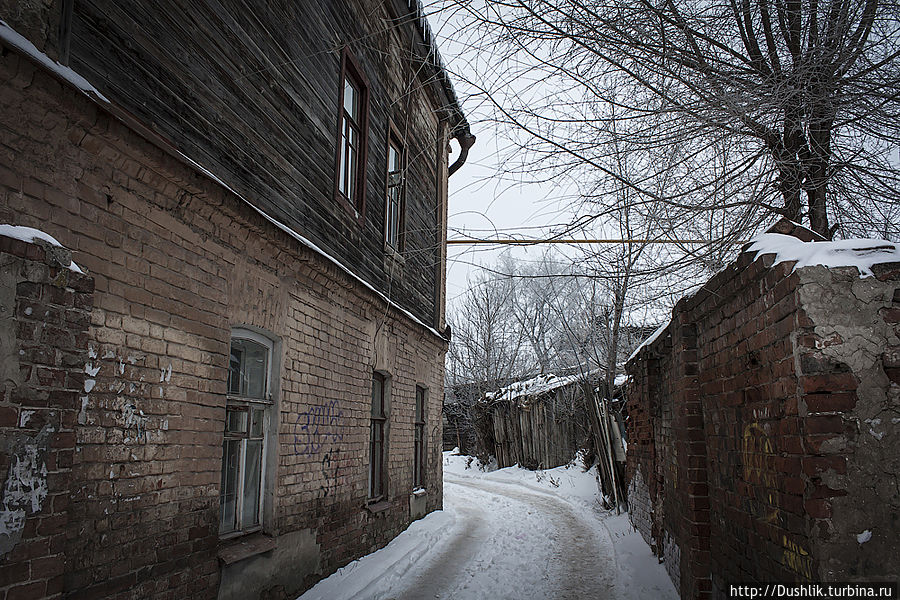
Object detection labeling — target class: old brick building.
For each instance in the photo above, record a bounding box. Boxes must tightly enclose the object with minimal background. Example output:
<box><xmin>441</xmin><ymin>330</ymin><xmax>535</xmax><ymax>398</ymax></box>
<box><xmin>0</xmin><ymin>1</ymin><xmax>471</xmax><ymax>598</ymax></box>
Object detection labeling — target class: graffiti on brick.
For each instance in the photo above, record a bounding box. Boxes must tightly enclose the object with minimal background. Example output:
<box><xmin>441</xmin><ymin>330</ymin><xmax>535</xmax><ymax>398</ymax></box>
<box><xmin>742</xmin><ymin>422</ymin><xmax>779</xmax><ymax>524</ymax></box>
<box><xmin>781</xmin><ymin>535</ymin><xmax>812</xmax><ymax>580</ymax></box>
<box><xmin>319</xmin><ymin>448</ymin><xmax>342</xmax><ymax>498</ymax></box>
<box><xmin>294</xmin><ymin>401</ymin><xmax>344</xmax><ymax>455</ymax></box>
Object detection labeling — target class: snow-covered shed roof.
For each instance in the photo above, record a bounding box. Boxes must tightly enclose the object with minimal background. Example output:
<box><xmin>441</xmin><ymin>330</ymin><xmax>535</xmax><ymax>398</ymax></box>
<box><xmin>485</xmin><ymin>371</ymin><xmax>598</xmax><ymax>405</ymax></box>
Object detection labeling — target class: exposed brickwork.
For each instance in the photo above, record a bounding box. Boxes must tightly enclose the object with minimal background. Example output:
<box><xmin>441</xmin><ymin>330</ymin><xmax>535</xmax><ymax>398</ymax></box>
<box><xmin>0</xmin><ymin>42</ymin><xmax>446</xmax><ymax>599</ymax></box>
<box><xmin>0</xmin><ymin>236</ymin><xmax>94</xmax><ymax>600</ymax></box>
<box><xmin>627</xmin><ymin>246</ymin><xmax>900</xmax><ymax>598</ymax></box>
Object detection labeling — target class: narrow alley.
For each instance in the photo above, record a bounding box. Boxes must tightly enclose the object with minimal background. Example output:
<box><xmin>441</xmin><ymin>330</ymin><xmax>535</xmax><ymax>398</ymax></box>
<box><xmin>299</xmin><ymin>453</ymin><xmax>678</xmax><ymax>600</ymax></box>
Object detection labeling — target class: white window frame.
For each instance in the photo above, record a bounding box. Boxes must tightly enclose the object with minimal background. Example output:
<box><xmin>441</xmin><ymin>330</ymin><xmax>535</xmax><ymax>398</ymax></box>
<box><xmin>220</xmin><ymin>328</ymin><xmax>274</xmax><ymax>538</ymax></box>
<box><xmin>385</xmin><ymin>132</ymin><xmax>405</xmax><ymax>251</ymax></box>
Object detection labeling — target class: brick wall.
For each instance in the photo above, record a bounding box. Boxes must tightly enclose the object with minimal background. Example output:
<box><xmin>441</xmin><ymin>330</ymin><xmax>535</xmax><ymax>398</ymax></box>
<box><xmin>626</xmin><ymin>243</ymin><xmax>900</xmax><ymax>598</ymax></box>
<box><xmin>0</xmin><ymin>45</ymin><xmax>446</xmax><ymax>600</ymax></box>
<box><xmin>0</xmin><ymin>235</ymin><xmax>94</xmax><ymax>600</ymax></box>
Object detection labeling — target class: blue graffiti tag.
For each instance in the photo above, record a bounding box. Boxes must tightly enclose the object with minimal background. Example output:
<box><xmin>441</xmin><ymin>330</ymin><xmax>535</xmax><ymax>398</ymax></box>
<box><xmin>294</xmin><ymin>400</ymin><xmax>344</xmax><ymax>455</ymax></box>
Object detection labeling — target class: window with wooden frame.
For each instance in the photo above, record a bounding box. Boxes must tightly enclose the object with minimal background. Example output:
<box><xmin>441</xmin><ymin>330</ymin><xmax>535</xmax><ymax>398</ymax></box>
<box><xmin>385</xmin><ymin>131</ymin><xmax>405</xmax><ymax>251</ymax></box>
<box><xmin>414</xmin><ymin>386</ymin><xmax>426</xmax><ymax>489</ymax></box>
<box><xmin>336</xmin><ymin>50</ymin><xmax>368</xmax><ymax>216</ymax></box>
<box><xmin>369</xmin><ymin>372</ymin><xmax>388</xmax><ymax>500</ymax></box>
<box><xmin>220</xmin><ymin>329</ymin><xmax>273</xmax><ymax>537</ymax></box>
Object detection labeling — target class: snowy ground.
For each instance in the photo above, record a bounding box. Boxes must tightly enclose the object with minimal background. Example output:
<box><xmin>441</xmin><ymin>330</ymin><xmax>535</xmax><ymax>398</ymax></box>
<box><xmin>298</xmin><ymin>451</ymin><xmax>677</xmax><ymax>600</ymax></box>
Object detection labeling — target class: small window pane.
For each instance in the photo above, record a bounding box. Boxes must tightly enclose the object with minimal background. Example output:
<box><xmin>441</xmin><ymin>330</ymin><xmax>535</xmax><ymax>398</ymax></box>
<box><xmin>371</xmin><ymin>375</ymin><xmax>384</xmax><ymax>417</ymax></box>
<box><xmin>389</xmin><ymin>144</ymin><xmax>400</xmax><ymax>173</ymax></box>
<box><xmin>346</xmin><ymin>142</ymin><xmax>356</xmax><ymax>200</ymax></box>
<box><xmin>243</xmin><ymin>440</ymin><xmax>263</xmax><ymax>528</ymax></box>
<box><xmin>220</xmin><ymin>439</ymin><xmax>241</xmax><ymax>533</ymax></box>
<box><xmin>343</xmin><ymin>77</ymin><xmax>358</xmax><ymax>118</ymax></box>
<box><xmin>228</xmin><ymin>347</ymin><xmax>243</xmax><ymax>395</ymax></box>
<box><xmin>226</xmin><ymin>408</ymin><xmax>248</xmax><ymax>434</ymax></box>
<box><xmin>250</xmin><ymin>408</ymin><xmax>265</xmax><ymax>438</ymax></box>
<box><xmin>230</xmin><ymin>338</ymin><xmax>268</xmax><ymax>399</ymax></box>
<box><xmin>415</xmin><ymin>387</ymin><xmax>425</xmax><ymax>423</ymax></box>
<box><xmin>339</xmin><ymin>137</ymin><xmax>348</xmax><ymax>195</ymax></box>
<box><xmin>370</xmin><ymin>433</ymin><xmax>383</xmax><ymax>498</ymax></box>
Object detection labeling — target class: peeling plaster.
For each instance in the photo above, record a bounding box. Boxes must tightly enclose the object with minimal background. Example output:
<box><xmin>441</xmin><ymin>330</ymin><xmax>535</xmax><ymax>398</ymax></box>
<box><xmin>122</xmin><ymin>400</ymin><xmax>147</xmax><ymax>443</ymax></box>
<box><xmin>18</xmin><ymin>410</ymin><xmax>34</xmax><ymax>428</ymax></box>
<box><xmin>0</xmin><ymin>424</ymin><xmax>54</xmax><ymax>556</ymax></box>
<box><xmin>77</xmin><ymin>396</ymin><xmax>89</xmax><ymax>425</ymax></box>
<box><xmin>795</xmin><ymin>265</ymin><xmax>900</xmax><ymax>577</ymax></box>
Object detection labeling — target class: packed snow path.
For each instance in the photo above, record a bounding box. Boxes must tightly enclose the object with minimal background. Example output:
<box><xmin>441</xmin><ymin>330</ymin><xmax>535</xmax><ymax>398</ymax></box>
<box><xmin>397</xmin><ymin>474</ymin><xmax>617</xmax><ymax>599</ymax></box>
<box><xmin>298</xmin><ymin>453</ymin><xmax>678</xmax><ymax>600</ymax></box>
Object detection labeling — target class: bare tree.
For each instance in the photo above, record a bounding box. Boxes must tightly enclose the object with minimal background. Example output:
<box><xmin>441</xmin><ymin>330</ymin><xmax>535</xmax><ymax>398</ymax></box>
<box><xmin>438</xmin><ymin>0</ymin><xmax>900</xmax><ymax>239</ymax></box>
<box><xmin>446</xmin><ymin>269</ymin><xmax>529</xmax><ymax>393</ymax></box>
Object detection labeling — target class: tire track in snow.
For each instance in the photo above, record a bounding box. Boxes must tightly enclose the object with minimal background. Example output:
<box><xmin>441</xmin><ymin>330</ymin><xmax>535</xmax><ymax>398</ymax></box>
<box><xmin>393</xmin><ymin>475</ymin><xmax>615</xmax><ymax>600</ymax></box>
<box><xmin>393</xmin><ymin>492</ymin><xmax>490</xmax><ymax>600</ymax></box>
<box><xmin>448</xmin><ymin>476</ymin><xmax>617</xmax><ymax>600</ymax></box>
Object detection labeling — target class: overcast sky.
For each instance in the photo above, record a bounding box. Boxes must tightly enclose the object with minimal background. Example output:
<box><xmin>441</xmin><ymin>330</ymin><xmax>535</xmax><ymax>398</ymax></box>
<box><xmin>431</xmin><ymin>4</ymin><xmax>580</xmax><ymax>303</ymax></box>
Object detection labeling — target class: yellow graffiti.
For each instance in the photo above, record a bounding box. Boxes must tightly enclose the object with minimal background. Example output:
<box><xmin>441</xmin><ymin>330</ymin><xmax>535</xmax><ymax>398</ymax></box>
<box><xmin>781</xmin><ymin>535</ymin><xmax>812</xmax><ymax>580</ymax></box>
<box><xmin>742</xmin><ymin>422</ymin><xmax>779</xmax><ymax>523</ymax></box>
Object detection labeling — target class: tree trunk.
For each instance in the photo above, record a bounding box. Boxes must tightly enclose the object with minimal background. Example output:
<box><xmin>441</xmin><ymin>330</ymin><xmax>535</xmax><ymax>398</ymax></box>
<box><xmin>806</xmin><ymin>113</ymin><xmax>834</xmax><ymax>239</ymax></box>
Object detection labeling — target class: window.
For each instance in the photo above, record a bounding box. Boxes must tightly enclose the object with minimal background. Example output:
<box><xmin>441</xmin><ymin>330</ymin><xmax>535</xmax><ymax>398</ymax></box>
<box><xmin>385</xmin><ymin>134</ymin><xmax>405</xmax><ymax>250</ymax></box>
<box><xmin>414</xmin><ymin>386</ymin><xmax>426</xmax><ymax>489</ymax></box>
<box><xmin>336</xmin><ymin>51</ymin><xmax>368</xmax><ymax>214</ymax></box>
<box><xmin>369</xmin><ymin>373</ymin><xmax>388</xmax><ymax>500</ymax></box>
<box><xmin>220</xmin><ymin>330</ymin><xmax>273</xmax><ymax>536</ymax></box>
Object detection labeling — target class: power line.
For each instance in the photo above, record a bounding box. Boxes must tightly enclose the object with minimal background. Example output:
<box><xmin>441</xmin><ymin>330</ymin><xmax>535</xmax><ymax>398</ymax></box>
<box><xmin>447</xmin><ymin>238</ymin><xmax>746</xmax><ymax>245</ymax></box>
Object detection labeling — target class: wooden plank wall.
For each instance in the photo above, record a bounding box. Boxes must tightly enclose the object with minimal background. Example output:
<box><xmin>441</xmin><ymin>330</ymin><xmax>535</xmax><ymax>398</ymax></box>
<box><xmin>67</xmin><ymin>0</ymin><xmax>445</xmax><ymax>326</ymax></box>
<box><xmin>489</xmin><ymin>388</ymin><xmax>583</xmax><ymax>470</ymax></box>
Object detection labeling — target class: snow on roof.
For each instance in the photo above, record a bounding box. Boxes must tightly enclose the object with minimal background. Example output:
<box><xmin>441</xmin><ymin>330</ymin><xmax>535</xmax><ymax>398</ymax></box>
<box><xmin>0</xmin><ymin>21</ymin><xmax>446</xmax><ymax>342</ymax></box>
<box><xmin>747</xmin><ymin>233</ymin><xmax>900</xmax><ymax>278</ymax></box>
<box><xmin>626</xmin><ymin>318</ymin><xmax>671</xmax><ymax>364</ymax></box>
<box><xmin>0</xmin><ymin>21</ymin><xmax>109</xmax><ymax>103</ymax></box>
<box><xmin>613</xmin><ymin>374</ymin><xmax>630</xmax><ymax>387</ymax></box>
<box><xmin>486</xmin><ymin>371</ymin><xmax>596</xmax><ymax>404</ymax></box>
<box><xmin>0</xmin><ymin>224</ymin><xmax>84</xmax><ymax>273</ymax></box>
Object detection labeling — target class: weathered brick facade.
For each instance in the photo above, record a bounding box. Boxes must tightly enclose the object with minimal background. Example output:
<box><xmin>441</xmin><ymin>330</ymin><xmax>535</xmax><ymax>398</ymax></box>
<box><xmin>0</xmin><ymin>236</ymin><xmax>93</xmax><ymax>600</ymax></box>
<box><xmin>0</xmin><ymin>1</ymin><xmax>466</xmax><ymax>598</ymax></box>
<box><xmin>626</xmin><ymin>229</ymin><xmax>900</xmax><ymax>598</ymax></box>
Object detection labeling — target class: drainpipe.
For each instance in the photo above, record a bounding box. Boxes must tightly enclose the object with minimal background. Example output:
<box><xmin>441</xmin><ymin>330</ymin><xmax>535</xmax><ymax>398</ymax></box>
<box><xmin>448</xmin><ymin>128</ymin><xmax>476</xmax><ymax>176</ymax></box>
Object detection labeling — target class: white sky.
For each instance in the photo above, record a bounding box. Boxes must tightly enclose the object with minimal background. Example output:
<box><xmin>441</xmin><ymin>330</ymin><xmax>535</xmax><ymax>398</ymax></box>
<box><xmin>430</xmin><ymin>5</ymin><xmax>581</xmax><ymax>303</ymax></box>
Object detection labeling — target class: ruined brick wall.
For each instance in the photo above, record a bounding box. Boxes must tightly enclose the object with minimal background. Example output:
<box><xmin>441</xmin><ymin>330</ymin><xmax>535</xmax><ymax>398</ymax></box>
<box><xmin>0</xmin><ymin>47</ymin><xmax>446</xmax><ymax>600</ymax></box>
<box><xmin>0</xmin><ymin>235</ymin><xmax>94</xmax><ymax>600</ymax></box>
<box><xmin>626</xmin><ymin>250</ymin><xmax>900</xmax><ymax>599</ymax></box>
<box><xmin>793</xmin><ymin>263</ymin><xmax>900</xmax><ymax>579</ymax></box>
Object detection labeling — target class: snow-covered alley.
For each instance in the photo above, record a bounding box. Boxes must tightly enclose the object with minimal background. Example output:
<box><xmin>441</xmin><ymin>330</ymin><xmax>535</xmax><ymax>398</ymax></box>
<box><xmin>298</xmin><ymin>453</ymin><xmax>678</xmax><ymax>600</ymax></box>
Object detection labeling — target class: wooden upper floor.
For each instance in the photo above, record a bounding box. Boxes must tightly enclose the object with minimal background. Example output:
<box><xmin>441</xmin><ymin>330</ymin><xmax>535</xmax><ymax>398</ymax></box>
<box><xmin>1</xmin><ymin>0</ymin><xmax>471</xmax><ymax>329</ymax></box>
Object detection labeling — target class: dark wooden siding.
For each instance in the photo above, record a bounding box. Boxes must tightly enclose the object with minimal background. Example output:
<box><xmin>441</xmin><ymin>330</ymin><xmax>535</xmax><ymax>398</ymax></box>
<box><xmin>68</xmin><ymin>0</ymin><xmax>443</xmax><ymax>326</ymax></box>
